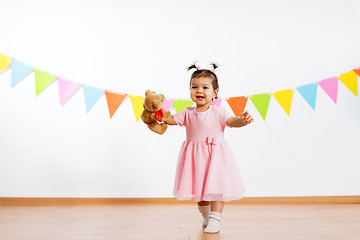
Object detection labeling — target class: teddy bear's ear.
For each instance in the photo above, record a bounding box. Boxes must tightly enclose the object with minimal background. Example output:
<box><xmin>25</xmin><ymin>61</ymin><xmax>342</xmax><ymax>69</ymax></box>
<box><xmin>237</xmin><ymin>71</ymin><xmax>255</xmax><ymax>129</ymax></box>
<box><xmin>145</xmin><ymin>90</ymin><xmax>152</xmax><ymax>96</ymax></box>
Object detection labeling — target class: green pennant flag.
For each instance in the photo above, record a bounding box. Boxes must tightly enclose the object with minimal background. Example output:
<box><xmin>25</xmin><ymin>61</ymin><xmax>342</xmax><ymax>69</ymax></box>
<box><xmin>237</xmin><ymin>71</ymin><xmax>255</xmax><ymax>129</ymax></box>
<box><xmin>250</xmin><ymin>93</ymin><xmax>271</xmax><ymax>120</ymax></box>
<box><xmin>35</xmin><ymin>68</ymin><xmax>57</xmax><ymax>96</ymax></box>
<box><xmin>172</xmin><ymin>99</ymin><xmax>193</xmax><ymax>112</ymax></box>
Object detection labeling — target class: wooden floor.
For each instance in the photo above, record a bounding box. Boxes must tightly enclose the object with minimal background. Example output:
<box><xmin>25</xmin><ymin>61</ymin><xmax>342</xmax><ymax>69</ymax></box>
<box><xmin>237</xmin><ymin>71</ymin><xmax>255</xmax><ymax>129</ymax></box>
<box><xmin>0</xmin><ymin>204</ymin><xmax>359</xmax><ymax>240</ymax></box>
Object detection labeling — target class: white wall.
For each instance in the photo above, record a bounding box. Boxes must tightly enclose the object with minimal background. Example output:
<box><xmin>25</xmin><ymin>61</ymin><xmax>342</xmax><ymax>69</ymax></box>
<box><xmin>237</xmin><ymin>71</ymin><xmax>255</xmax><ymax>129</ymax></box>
<box><xmin>0</xmin><ymin>0</ymin><xmax>359</xmax><ymax>198</ymax></box>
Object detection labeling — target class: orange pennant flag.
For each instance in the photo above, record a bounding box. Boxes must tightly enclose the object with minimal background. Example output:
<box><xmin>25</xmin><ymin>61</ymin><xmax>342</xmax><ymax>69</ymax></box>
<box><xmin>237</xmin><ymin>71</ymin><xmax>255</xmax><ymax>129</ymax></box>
<box><xmin>226</xmin><ymin>96</ymin><xmax>248</xmax><ymax>116</ymax></box>
<box><xmin>353</xmin><ymin>67</ymin><xmax>360</xmax><ymax>76</ymax></box>
<box><xmin>105</xmin><ymin>91</ymin><xmax>127</xmax><ymax>119</ymax></box>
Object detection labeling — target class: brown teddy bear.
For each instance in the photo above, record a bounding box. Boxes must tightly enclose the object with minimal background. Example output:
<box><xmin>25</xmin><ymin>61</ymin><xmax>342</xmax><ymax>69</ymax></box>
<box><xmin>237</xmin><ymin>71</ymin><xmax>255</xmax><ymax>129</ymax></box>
<box><xmin>140</xmin><ymin>90</ymin><xmax>171</xmax><ymax>135</ymax></box>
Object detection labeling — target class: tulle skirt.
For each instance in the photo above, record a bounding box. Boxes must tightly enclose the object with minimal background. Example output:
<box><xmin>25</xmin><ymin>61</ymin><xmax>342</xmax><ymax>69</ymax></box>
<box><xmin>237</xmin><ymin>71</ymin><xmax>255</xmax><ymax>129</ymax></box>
<box><xmin>173</xmin><ymin>140</ymin><xmax>246</xmax><ymax>202</ymax></box>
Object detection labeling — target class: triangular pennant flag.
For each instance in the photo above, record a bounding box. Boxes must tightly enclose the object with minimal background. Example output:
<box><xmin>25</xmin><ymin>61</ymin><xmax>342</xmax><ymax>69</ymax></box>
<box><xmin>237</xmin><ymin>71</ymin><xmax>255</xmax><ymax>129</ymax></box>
<box><xmin>212</xmin><ymin>98</ymin><xmax>222</xmax><ymax>107</ymax></box>
<box><xmin>34</xmin><ymin>68</ymin><xmax>57</xmax><ymax>96</ymax></box>
<box><xmin>129</xmin><ymin>95</ymin><xmax>144</xmax><ymax>122</ymax></box>
<box><xmin>83</xmin><ymin>85</ymin><xmax>106</xmax><ymax>113</ymax></box>
<box><xmin>338</xmin><ymin>70</ymin><xmax>358</xmax><ymax>96</ymax></box>
<box><xmin>297</xmin><ymin>83</ymin><xmax>318</xmax><ymax>110</ymax></box>
<box><xmin>11</xmin><ymin>58</ymin><xmax>34</xmax><ymax>87</ymax></box>
<box><xmin>105</xmin><ymin>91</ymin><xmax>127</xmax><ymax>119</ymax></box>
<box><xmin>57</xmin><ymin>77</ymin><xmax>81</xmax><ymax>106</ymax></box>
<box><xmin>250</xmin><ymin>93</ymin><xmax>271</xmax><ymax>120</ymax></box>
<box><xmin>272</xmin><ymin>89</ymin><xmax>294</xmax><ymax>116</ymax></box>
<box><xmin>318</xmin><ymin>77</ymin><xmax>338</xmax><ymax>103</ymax></box>
<box><xmin>353</xmin><ymin>67</ymin><xmax>360</xmax><ymax>76</ymax></box>
<box><xmin>226</xmin><ymin>96</ymin><xmax>248</xmax><ymax>116</ymax></box>
<box><xmin>172</xmin><ymin>100</ymin><xmax>193</xmax><ymax>112</ymax></box>
<box><xmin>0</xmin><ymin>54</ymin><xmax>11</xmax><ymax>72</ymax></box>
<box><xmin>162</xmin><ymin>98</ymin><xmax>174</xmax><ymax>111</ymax></box>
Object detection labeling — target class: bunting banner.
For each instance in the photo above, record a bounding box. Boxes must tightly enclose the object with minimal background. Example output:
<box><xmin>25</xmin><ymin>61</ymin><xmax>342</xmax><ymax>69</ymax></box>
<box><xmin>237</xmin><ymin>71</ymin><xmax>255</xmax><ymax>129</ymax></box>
<box><xmin>83</xmin><ymin>85</ymin><xmax>106</xmax><ymax>113</ymax></box>
<box><xmin>226</xmin><ymin>96</ymin><xmax>248</xmax><ymax>116</ymax></box>
<box><xmin>11</xmin><ymin>58</ymin><xmax>33</xmax><ymax>87</ymax></box>
<box><xmin>250</xmin><ymin>93</ymin><xmax>271</xmax><ymax>120</ymax></box>
<box><xmin>0</xmin><ymin>52</ymin><xmax>359</xmax><ymax>123</ymax></box>
<box><xmin>173</xmin><ymin>100</ymin><xmax>194</xmax><ymax>113</ymax></box>
<box><xmin>354</xmin><ymin>67</ymin><xmax>360</xmax><ymax>76</ymax></box>
<box><xmin>105</xmin><ymin>91</ymin><xmax>127</xmax><ymax>119</ymax></box>
<box><xmin>296</xmin><ymin>83</ymin><xmax>318</xmax><ymax>110</ymax></box>
<box><xmin>162</xmin><ymin>98</ymin><xmax>175</xmax><ymax>111</ymax></box>
<box><xmin>0</xmin><ymin>54</ymin><xmax>11</xmax><ymax>72</ymax></box>
<box><xmin>273</xmin><ymin>89</ymin><xmax>294</xmax><ymax>116</ymax></box>
<box><xmin>212</xmin><ymin>98</ymin><xmax>222</xmax><ymax>107</ymax></box>
<box><xmin>338</xmin><ymin>70</ymin><xmax>358</xmax><ymax>96</ymax></box>
<box><xmin>34</xmin><ymin>68</ymin><xmax>57</xmax><ymax>96</ymax></box>
<box><xmin>318</xmin><ymin>77</ymin><xmax>338</xmax><ymax>103</ymax></box>
<box><xmin>129</xmin><ymin>95</ymin><xmax>144</xmax><ymax>122</ymax></box>
<box><xmin>57</xmin><ymin>77</ymin><xmax>81</xmax><ymax>106</ymax></box>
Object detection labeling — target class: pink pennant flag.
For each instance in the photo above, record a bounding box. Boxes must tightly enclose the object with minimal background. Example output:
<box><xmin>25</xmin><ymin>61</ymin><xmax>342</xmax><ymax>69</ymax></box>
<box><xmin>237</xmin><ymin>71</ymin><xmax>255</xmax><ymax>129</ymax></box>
<box><xmin>318</xmin><ymin>77</ymin><xmax>338</xmax><ymax>103</ymax></box>
<box><xmin>212</xmin><ymin>98</ymin><xmax>222</xmax><ymax>106</ymax></box>
<box><xmin>57</xmin><ymin>76</ymin><xmax>81</xmax><ymax>106</ymax></box>
<box><xmin>162</xmin><ymin>98</ymin><xmax>174</xmax><ymax>111</ymax></box>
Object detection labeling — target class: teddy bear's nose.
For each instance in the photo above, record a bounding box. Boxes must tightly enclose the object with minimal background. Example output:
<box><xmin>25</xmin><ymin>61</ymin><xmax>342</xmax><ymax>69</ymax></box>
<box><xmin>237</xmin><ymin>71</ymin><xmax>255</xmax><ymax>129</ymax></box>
<box><xmin>153</xmin><ymin>100</ymin><xmax>161</xmax><ymax>109</ymax></box>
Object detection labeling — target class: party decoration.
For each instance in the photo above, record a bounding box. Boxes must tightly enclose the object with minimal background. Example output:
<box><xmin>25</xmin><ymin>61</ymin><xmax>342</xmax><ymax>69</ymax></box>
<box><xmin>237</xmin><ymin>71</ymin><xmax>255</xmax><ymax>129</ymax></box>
<box><xmin>296</xmin><ymin>83</ymin><xmax>318</xmax><ymax>110</ymax></box>
<box><xmin>172</xmin><ymin>100</ymin><xmax>194</xmax><ymax>113</ymax></box>
<box><xmin>226</xmin><ymin>96</ymin><xmax>248</xmax><ymax>116</ymax></box>
<box><xmin>212</xmin><ymin>98</ymin><xmax>222</xmax><ymax>107</ymax></box>
<box><xmin>273</xmin><ymin>89</ymin><xmax>294</xmax><ymax>116</ymax></box>
<box><xmin>11</xmin><ymin>58</ymin><xmax>33</xmax><ymax>87</ymax></box>
<box><xmin>34</xmin><ymin>68</ymin><xmax>57</xmax><ymax>96</ymax></box>
<box><xmin>129</xmin><ymin>95</ymin><xmax>144</xmax><ymax>122</ymax></box>
<box><xmin>57</xmin><ymin>77</ymin><xmax>81</xmax><ymax>106</ymax></box>
<box><xmin>318</xmin><ymin>77</ymin><xmax>338</xmax><ymax>103</ymax></box>
<box><xmin>1</xmin><ymin>51</ymin><xmax>359</xmax><ymax>123</ymax></box>
<box><xmin>354</xmin><ymin>67</ymin><xmax>360</xmax><ymax>76</ymax></box>
<box><xmin>162</xmin><ymin>98</ymin><xmax>175</xmax><ymax>111</ymax></box>
<box><xmin>338</xmin><ymin>70</ymin><xmax>358</xmax><ymax>96</ymax></box>
<box><xmin>105</xmin><ymin>90</ymin><xmax>127</xmax><ymax>119</ymax></box>
<box><xmin>83</xmin><ymin>85</ymin><xmax>106</xmax><ymax>113</ymax></box>
<box><xmin>250</xmin><ymin>93</ymin><xmax>271</xmax><ymax>120</ymax></box>
<box><xmin>0</xmin><ymin>54</ymin><xmax>11</xmax><ymax>72</ymax></box>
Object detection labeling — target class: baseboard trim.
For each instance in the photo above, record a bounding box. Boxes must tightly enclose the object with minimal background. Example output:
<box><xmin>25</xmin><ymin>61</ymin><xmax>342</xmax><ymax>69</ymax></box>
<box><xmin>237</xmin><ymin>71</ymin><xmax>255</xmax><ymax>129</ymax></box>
<box><xmin>0</xmin><ymin>196</ymin><xmax>359</xmax><ymax>206</ymax></box>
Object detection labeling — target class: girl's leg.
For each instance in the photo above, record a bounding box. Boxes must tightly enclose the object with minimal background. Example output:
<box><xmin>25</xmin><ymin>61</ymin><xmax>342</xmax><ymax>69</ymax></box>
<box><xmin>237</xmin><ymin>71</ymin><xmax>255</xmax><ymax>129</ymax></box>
<box><xmin>210</xmin><ymin>201</ymin><xmax>224</xmax><ymax>213</ymax></box>
<box><xmin>197</xmin><ymin>201</ymin><xmax>210</xmax><ymax>227</ymax></box>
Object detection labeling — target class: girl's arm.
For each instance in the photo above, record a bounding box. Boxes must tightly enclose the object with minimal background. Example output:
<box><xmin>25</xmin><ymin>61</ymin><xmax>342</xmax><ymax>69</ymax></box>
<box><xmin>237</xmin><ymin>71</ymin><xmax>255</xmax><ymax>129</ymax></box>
<box><xmin>226</xmin><ymin>111</ymin><xmax>254</xmax><ymax>128</ymax></box>
<box><xmin>164</xmin><ymin>115</ymin><xmax>178</xmax><ymax>125</ymax></box>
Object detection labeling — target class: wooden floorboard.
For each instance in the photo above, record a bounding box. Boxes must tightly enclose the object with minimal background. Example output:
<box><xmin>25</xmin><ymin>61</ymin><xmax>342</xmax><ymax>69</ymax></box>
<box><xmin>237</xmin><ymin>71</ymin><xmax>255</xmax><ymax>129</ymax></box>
<box><xmin>1</xmin><ymin>196</ymin><xmax>360</xmax><ymax>206</ymax></box>
<box><xmin>0</xmin><ymin>204</ymin><xmax>359</xmax><ymax>240</ymax></box>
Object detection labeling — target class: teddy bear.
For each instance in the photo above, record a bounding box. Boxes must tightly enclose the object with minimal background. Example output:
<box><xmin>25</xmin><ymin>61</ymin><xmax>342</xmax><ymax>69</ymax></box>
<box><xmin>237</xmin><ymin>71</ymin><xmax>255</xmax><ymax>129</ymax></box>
<box><xmin>140</xmin><ymin>90</ymin><xmax>172</xmax><ymax>135</ymax></box>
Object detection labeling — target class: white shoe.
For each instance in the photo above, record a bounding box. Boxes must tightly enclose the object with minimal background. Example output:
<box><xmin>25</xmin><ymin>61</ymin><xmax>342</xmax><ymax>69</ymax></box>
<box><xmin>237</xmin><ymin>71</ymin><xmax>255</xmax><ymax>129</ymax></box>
<box><xmin>204</xmin><ymin>212</ymin><xmax>221</xmax><ymax>234</ymax></box>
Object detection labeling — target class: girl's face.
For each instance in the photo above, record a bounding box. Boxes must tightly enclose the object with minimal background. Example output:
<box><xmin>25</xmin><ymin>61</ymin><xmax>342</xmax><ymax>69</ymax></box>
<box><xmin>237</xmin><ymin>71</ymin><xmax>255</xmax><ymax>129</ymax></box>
<box><xmin>190</xmin><ymin>77</ymin><xmax>219</xmax><ymax>110</ymax></box>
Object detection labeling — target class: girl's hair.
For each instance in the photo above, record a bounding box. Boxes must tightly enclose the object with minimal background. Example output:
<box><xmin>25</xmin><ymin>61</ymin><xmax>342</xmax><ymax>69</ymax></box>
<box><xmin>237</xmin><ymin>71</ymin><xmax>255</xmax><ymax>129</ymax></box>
<box><xmin>187</xmin><ymin>61</ymin><xmax>219</xmax><ymax>91</ymax></box>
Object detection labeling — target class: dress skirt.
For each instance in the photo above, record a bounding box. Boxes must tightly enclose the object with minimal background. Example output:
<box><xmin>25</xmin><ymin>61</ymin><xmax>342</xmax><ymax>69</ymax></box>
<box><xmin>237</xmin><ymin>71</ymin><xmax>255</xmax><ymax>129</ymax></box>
<box><xmin>173</xmin><ymin>138</ymin><xmax>246</xmax><ymax>202</ymax></box>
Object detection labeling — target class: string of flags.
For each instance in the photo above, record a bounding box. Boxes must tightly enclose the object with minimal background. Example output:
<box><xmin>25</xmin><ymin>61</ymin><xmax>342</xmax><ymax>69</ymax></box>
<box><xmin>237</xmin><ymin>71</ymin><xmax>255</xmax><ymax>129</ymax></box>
<box><xmin>0</xmin><ymin>53</ymin><xmax>358</xmax><ymax>122</ymax></box>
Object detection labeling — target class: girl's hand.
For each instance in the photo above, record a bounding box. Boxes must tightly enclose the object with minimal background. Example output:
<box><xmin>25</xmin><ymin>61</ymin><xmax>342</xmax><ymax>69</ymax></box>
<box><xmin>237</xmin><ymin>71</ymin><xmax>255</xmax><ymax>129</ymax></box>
<box><xmin>239</xmin><ymin>111</ymin><xmax>254</xmax><ymax>126</ymax></box>
<box><xmin>226</xmin><ymin>110</ymin><xmax>254</xmax><ymax>128</ymax></box>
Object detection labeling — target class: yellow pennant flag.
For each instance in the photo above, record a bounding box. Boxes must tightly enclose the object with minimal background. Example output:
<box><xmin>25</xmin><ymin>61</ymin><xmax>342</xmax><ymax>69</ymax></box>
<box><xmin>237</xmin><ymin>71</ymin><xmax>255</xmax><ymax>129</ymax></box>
<box><xmin>273</xmin><ymin>89</ymin><xmax>294</xmax><ymax>116</ymax></box>
<box><xmin>0</xmin><ymin>54</ymin><xmax>11</xmax><ymax>72</ymax></box>
<box><xmin>338</xmin><ymin>70</ymin><xmax>358</xmax><ymax>96</ymax></box>
<box><xmin>129</xmin><ymin>95</ymin><xmax>144</xmax><ymax>122</ymax></box>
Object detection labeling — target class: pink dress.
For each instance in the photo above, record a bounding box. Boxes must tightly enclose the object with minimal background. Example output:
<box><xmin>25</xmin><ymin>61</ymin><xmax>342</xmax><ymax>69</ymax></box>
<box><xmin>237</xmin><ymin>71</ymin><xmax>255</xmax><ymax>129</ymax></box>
<box><xmin>173</xmin><ymin>104</ymin><xmax>246</xmax><ymax>202</ymax></box>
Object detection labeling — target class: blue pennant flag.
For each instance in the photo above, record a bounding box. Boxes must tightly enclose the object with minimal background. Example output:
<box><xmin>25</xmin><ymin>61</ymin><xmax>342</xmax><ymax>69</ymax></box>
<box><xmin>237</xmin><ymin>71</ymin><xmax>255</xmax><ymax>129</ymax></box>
<box><xmin>297</xmin><ymin>83</ymin><xmax>318</xmax><ymax>110</ymax></box>
<box><xmin>83</xmin><ymin>85</ymin><xmax>106</xmax><ymax>113</ymax></box>
<box><xmin>11</xmin><ymin>58</ymin><xmax>34</xmax><ymax>87</ymax></box>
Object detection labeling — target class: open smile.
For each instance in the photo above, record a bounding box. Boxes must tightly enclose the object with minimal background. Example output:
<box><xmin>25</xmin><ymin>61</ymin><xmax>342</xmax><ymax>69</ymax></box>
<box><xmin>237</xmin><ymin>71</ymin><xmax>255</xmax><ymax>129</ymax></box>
<box><xmin>196</xmin><ymin>96</ymin><xmax>205</xmax><ymax>100</ymax></box>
